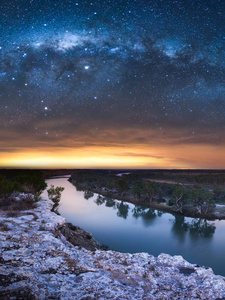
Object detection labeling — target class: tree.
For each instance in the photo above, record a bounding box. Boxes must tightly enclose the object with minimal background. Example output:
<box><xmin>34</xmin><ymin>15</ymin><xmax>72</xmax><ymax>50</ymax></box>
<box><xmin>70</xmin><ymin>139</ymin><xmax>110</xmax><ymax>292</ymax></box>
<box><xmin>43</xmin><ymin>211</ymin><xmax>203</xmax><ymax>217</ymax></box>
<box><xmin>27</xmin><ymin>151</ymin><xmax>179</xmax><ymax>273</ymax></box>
<box><xmin>190</xmin><ymin>189</ymin><xmax>203</xmax><ymax>213</ymax></box>
<box><xmin>116</xmin><ymin>177</ymin><xmax>128</xmax><ymax>196</ymax></box>
<box><xmin>143</xmin><ymin>181</ymin><xmax>156</xmax><ymax>202</ymax></box>
<box><xmin>132</xmin><ymin>181</ymin><xmax>143</xmax><ymax>200</ymax></box>
<box><xmin>172</xmin><ymin>184</ymin><xmax>185</xmax><ymax>213</ymax></box>
<box><xmin>0</xmin><ymin>176</ymin><xmax>21</xmax><ymax>195</ymax></box>
<box><xmin>201</xmin><ymin>192</ymin><xmax>215</xmax><ymax>215</ymax></box>
<box><xmin>191</xmin><ymin>189</ymin><xmax>215</xmax><ymax>215</ymax></box>
<box><xmin>213</xmin><ymin>186</ymin><xmax>224</xmax><ymax>202</ymax></box>
<box><xmin>15</xmin><ymin>170</ymin><xmax>47</xmax><ymax>192</ymax></box>
<box><xmin>47</xmin><ymin>185</ymin><xmax>64</xmax><ymax>213</ymax></box>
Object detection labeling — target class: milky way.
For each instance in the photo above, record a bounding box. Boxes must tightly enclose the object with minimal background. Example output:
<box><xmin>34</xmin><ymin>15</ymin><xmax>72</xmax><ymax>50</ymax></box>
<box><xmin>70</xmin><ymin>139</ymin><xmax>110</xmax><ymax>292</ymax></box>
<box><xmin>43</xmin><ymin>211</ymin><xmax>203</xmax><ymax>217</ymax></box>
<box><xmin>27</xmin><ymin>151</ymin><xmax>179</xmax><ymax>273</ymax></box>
<box><xmin>0</xmin><ymin>0</ymin><xmax>225</xmax><ymax>168</ymax></box>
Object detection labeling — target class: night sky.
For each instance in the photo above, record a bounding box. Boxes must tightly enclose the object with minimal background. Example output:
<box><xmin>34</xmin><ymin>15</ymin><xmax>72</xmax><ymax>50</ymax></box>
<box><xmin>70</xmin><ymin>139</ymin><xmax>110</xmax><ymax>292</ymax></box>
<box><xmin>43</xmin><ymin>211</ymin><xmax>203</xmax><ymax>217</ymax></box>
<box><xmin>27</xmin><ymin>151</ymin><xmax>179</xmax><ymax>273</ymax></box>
<box><xmin>0</xmin><ymin>0</ymin><xmax>225</xmax><ymax>169</ymax></box>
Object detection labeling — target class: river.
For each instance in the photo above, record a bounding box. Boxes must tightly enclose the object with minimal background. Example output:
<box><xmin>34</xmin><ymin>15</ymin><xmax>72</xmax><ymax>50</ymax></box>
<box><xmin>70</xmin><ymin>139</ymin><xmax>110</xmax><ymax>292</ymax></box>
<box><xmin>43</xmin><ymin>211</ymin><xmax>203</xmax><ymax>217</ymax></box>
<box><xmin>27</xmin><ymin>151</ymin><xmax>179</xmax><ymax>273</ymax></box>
<box><xmin>42</xmin><ymin>176</ymin><xmax>225</xmax><ymax>276</ymax></box>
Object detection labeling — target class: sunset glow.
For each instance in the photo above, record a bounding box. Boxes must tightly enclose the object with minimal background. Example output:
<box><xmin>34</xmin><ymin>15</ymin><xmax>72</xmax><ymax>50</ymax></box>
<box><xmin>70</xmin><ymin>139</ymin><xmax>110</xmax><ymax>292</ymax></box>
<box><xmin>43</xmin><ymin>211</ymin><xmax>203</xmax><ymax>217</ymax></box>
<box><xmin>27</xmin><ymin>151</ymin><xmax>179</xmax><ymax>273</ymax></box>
<box><xmin>0</xmin><ymin>0</ymin><xmax>224</xmax><ymax>169</ymax></box>
<box><xmin>1</xmin><ymin>143</ymin><xmax>225</xmax><ymax>169</ymax></box>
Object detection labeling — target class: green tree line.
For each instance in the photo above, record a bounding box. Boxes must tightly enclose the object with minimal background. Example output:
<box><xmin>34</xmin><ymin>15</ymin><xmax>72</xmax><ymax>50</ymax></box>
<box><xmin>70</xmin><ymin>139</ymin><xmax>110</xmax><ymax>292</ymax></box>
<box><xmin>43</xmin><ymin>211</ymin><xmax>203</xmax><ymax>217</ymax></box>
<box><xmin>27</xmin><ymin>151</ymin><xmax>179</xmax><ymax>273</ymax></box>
<box><xmin>70</xmin><ymin>170</ymin><xmax>225</xmax><ymax>216</ymax></box>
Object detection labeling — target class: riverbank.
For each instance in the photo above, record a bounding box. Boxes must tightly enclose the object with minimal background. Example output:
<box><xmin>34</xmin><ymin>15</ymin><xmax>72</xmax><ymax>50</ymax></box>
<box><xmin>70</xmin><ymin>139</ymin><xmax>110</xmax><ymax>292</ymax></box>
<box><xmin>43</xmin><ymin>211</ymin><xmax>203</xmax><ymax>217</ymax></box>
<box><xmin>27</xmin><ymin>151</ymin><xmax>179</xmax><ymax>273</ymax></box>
<box><xmin>1</xmin><ymin>195</ymin><xmax>225</xmax><ymax>299</ymax></box>
<box><xmin>69</xmin><ymin>169</ymin><xmax>225</xmax><ymax>221</ymax></box>
<box><xmin>77</xmin><ymin>185</ymin><xmax>225</xmax><ymax>220</ymax></box>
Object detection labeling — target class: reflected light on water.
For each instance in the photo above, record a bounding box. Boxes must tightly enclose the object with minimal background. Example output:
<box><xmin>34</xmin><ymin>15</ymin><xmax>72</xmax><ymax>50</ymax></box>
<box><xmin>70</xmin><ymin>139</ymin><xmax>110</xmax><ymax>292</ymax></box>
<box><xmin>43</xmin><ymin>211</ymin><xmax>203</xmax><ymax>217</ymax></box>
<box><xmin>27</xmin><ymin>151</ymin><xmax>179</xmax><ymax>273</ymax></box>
<box><xmin>42</xmin><ymin>177</ymin><xmax>225</xmax><ymax>276</ymax></box>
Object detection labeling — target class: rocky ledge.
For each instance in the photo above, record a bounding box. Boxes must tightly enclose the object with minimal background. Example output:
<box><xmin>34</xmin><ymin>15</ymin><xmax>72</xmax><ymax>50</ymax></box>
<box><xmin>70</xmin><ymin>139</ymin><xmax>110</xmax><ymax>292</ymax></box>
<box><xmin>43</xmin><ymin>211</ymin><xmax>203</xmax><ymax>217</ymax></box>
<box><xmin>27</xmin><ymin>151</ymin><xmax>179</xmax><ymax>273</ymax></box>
<box><xmin>1</xmin><ymin>197</ymin><xmax>225</xmax><ymax>299</ymax></box>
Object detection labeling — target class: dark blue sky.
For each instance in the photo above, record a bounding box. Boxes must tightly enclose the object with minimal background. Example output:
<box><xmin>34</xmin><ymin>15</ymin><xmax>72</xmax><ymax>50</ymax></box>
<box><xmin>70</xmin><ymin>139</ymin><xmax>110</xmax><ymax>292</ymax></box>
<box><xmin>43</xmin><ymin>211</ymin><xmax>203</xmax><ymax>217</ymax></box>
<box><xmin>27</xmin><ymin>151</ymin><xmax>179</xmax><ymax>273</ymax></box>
<box><xmin>0</xmin><ymin>0</ymin><xmax>225</xmax><ymax>168</ymax></box>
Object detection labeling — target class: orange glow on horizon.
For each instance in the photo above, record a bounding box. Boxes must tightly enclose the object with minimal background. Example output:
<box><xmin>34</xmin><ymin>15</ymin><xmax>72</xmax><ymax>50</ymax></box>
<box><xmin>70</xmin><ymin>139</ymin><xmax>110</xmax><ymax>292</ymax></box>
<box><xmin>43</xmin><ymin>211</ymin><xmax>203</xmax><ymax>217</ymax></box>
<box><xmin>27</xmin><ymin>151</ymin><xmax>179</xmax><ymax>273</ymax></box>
<box><xmin>1</xmin><ymin>144</ymin><xmax>225</xmax><ymax>169</ymax></box>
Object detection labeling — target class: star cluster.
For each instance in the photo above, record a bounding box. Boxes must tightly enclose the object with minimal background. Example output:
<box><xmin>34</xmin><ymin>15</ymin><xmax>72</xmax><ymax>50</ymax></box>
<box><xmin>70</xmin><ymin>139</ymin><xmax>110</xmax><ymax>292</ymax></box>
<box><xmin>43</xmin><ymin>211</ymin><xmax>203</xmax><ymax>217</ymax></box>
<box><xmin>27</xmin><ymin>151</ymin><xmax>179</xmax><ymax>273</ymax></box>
<box><xmin>0</xmin><ymin>0</ymin><xmax>225</xmax><ymax>168</ymax></box>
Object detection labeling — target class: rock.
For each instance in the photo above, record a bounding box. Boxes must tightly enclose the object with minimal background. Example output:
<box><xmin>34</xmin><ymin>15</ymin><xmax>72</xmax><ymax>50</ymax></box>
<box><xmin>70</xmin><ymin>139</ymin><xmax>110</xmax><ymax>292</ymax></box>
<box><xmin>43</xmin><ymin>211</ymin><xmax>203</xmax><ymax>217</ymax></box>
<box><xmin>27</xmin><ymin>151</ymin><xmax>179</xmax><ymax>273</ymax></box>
<box><xmin>179</xmin><ymin>266</ymin><xmax>195</xmax><ymax>275</ymax></box>
<box><xmin>0</xmin><ymin>195</ymin><xmax>225</xmax><ymax>299</ymax></box>
<box><xmin>60</xmin><ymin>223</ymin><xmax>101</xmax><ymax>251</ymax></box>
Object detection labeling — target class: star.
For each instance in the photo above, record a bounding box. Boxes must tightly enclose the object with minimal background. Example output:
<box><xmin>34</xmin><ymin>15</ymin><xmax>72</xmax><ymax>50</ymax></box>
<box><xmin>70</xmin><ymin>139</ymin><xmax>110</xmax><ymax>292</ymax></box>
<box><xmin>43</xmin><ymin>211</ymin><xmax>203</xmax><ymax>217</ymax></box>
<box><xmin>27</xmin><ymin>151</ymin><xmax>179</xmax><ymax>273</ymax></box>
<box><xmin>0</xmin><ymin>0</ymin><xmax>224</xmax><ymax>170</ymax></box>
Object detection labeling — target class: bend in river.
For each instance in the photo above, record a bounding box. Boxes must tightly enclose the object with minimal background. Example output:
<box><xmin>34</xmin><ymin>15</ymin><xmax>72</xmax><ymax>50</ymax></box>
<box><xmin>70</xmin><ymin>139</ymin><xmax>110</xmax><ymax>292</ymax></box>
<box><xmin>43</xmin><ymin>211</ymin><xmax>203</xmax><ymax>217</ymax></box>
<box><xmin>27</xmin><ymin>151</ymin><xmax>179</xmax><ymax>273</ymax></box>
<box><xmin>42</xmin><ymin>176</ymin><xmax>225</xmax><ymax>276</ymax></box>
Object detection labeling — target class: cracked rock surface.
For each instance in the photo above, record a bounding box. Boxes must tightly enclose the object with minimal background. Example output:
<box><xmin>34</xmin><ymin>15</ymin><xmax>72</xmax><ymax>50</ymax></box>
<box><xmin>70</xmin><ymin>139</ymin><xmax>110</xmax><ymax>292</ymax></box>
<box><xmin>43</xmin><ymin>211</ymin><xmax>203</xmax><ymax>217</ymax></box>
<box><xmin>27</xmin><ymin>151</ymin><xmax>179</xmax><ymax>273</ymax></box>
<box><xmin>1</xmin><ymin>197</ymin><xmax>225</xmax><ymax>299</ymax></box>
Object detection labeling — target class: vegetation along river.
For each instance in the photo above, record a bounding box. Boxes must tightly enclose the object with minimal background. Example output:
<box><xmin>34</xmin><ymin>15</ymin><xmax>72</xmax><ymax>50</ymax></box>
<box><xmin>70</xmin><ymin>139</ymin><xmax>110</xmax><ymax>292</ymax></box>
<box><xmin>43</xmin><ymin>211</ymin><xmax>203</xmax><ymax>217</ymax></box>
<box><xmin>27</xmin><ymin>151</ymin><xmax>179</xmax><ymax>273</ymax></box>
<box><xmin>42</xmin><ymin>176</ymin><xmax>225</xmax><ymax>276</ymax></box>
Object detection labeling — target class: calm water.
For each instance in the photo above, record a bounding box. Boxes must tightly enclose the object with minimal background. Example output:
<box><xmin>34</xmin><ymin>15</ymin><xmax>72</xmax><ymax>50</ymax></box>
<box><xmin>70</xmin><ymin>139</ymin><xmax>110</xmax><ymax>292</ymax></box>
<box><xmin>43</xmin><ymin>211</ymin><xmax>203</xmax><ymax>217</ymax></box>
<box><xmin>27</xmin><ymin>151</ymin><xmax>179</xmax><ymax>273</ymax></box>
<box><xmin>42</xmin><ymin>176</ymin><xmax>225</xmax><ymax>276</ymax></box>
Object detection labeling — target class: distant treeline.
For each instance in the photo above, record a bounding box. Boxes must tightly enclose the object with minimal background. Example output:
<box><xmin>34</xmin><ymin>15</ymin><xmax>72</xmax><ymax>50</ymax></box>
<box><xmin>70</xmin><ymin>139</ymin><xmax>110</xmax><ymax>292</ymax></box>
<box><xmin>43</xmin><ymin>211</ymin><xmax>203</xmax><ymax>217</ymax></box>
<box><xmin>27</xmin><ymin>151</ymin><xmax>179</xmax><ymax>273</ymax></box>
<box><xmin>69</xmin><ymin>170</ymin><xmax>225</xmax><ymax>217</ymax></box>
<box><xmin>69</xmin><ymin>169</ymin><xmax>225</xmax><ymax>189</ymax></box>
<box><xmin>115</xmin><ymin>171</ymin><xmax>225</xmax><ymax>185</ymax></box>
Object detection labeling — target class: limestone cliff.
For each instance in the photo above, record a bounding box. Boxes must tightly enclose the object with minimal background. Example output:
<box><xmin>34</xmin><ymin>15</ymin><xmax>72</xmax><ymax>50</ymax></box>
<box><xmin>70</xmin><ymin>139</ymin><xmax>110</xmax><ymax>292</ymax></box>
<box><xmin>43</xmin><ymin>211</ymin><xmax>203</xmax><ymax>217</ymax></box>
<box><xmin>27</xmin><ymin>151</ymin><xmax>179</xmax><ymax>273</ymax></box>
<box><xmin>1</xmin><ymin>197</ymin><xmax>225</xmax><ymax>299</ymax></box>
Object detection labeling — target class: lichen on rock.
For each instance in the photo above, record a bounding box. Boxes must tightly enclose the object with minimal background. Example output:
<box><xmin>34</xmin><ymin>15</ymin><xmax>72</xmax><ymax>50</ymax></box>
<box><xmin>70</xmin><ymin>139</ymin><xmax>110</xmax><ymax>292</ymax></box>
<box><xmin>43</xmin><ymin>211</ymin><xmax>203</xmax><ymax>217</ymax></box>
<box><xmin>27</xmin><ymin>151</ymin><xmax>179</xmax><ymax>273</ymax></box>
<box><xmin>1</xmin><ymin>196</ymin><xmax>225</xmax><ymax>299</ymax></box>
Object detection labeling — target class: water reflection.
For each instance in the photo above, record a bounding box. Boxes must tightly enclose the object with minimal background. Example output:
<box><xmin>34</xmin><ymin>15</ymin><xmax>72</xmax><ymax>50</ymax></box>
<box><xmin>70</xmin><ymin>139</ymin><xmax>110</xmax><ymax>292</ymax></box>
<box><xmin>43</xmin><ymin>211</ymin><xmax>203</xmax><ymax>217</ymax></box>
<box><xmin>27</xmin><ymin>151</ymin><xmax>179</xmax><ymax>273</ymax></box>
<box><xmin>172</xmin><ymin>215</ymin><xmax>189</xmax><ymax>243</ymax></box>
<box><xmin>172</xmin><ymin>215</ymin><xmax>215</xmax><ymax>243</ymax></box>
<box><xmin>105</xmin><ymin>197</ymin><xmax>116</xmax><ymax>208</ymax></box>
<box><xmin>95</xmin><ymin>195</ymin><xmax>106</xmax><ymax>206</ymax></box>
<box><xmin>132</xmin><ymin>207</ymin><xmax>157</xmax><ymax>226</ymax></box>
<box><xmin>85</xmin><ymin>192</ymin><xmax>216</xmax><ymax>235</ymax></box>
<box><xmin>84</xmin><ymin>190</ymin><xmax>94</xmax><ymax>200</ymax></box>
<box><xmin>42</xmin><ymin>178</ymin><xmax>225</xmax><ymax>276</ymax></box>
<box><xmin>94</xmin><ymin>195</ymin><xmax>130</xmax><ymax>219</ymax></box>
<box><xmin>157</xmin><ymin>211</ymin><xmax>164</xmax><ymax>217</ymax></box>
<box><xmin>189</xmin><ymin>219</ymin><xmax>216</xmax><ymax>238</ymax></box>
<box><xmin>117</xmin><ymin>202</ymin><xmax>129</xmax><ymax>219</ymax></box>
<box><xmin>88</xmin><ymin>193</ymin><xmax>159</xmax><ymax>223</ymax></box>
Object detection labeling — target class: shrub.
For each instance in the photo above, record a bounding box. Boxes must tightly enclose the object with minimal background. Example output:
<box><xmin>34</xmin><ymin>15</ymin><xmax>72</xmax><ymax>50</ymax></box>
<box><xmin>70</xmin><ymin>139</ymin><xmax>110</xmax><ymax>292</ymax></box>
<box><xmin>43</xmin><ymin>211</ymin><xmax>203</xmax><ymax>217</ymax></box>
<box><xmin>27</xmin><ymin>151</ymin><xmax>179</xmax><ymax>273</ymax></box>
<box><xmin>47</xmin><ymin>185</ymin><xmax>64</xmax><ymax>204</ymax></box>
<box><xmin>0</xmin><ymin>177</ymin><xmax>22</xmax><ymax>195</ymax></box>
<box><xmin>0</xmin><ymin>193</ymin><xmax>35</xmax><ymax>211</ymax></box>
<box><xmin>168</xmin><ymin>198</ymin><xmax>176</xmax><ymax>206</ymax></box>
<box><xmin>14</xmin><ymin>170</ymin><xmax>47</xmax><ymax>192</ymax></box>
<box><xmin>47</xmin><ymin>185</ymin><xmax>64</xmax><ymax>213</ymax></box>
<box><xmin>0</xmin><ymin>170</ymin><xmax>46</xmax><ymax>196</ymax></box>
<box><xmin>157</xmin><ymin>198</ymin><xmax>166</xmax><ymax>204</ymax></box>
<box><xmin>34</xmin><ymin>192</ymin><xmax>42</xmax><ymax>202</ymax></box>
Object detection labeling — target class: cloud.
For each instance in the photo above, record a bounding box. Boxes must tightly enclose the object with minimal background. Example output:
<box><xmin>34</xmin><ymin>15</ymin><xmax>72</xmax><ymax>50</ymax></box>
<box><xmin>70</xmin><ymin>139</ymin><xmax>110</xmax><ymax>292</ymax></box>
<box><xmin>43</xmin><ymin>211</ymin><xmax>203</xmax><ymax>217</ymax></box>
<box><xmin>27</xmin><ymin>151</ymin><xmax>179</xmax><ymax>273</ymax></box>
<box><xmin>117</xmin><ymin>152</ymin><xmax>165</xmax><ymax>159</ymax></box>
<box><xmin>0</xmin><ymin>0</ymin><xmax>225</xmax><ymax>168</ymax></box>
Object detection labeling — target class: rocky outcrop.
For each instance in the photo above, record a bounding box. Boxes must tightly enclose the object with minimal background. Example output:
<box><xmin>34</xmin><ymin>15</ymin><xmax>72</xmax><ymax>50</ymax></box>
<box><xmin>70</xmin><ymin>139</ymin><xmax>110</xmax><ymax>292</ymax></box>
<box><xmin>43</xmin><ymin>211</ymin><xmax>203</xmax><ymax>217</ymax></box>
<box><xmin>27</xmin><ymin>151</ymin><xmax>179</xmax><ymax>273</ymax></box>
<box><xmin>1</xmin><ymin>197</ymin><xmax>225</xmax><ymax>299</ymax></box>
<box><xmin>60</xmin><ymin>223</ymin><xmax>102</xmax><ymax>251</ymax></box>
